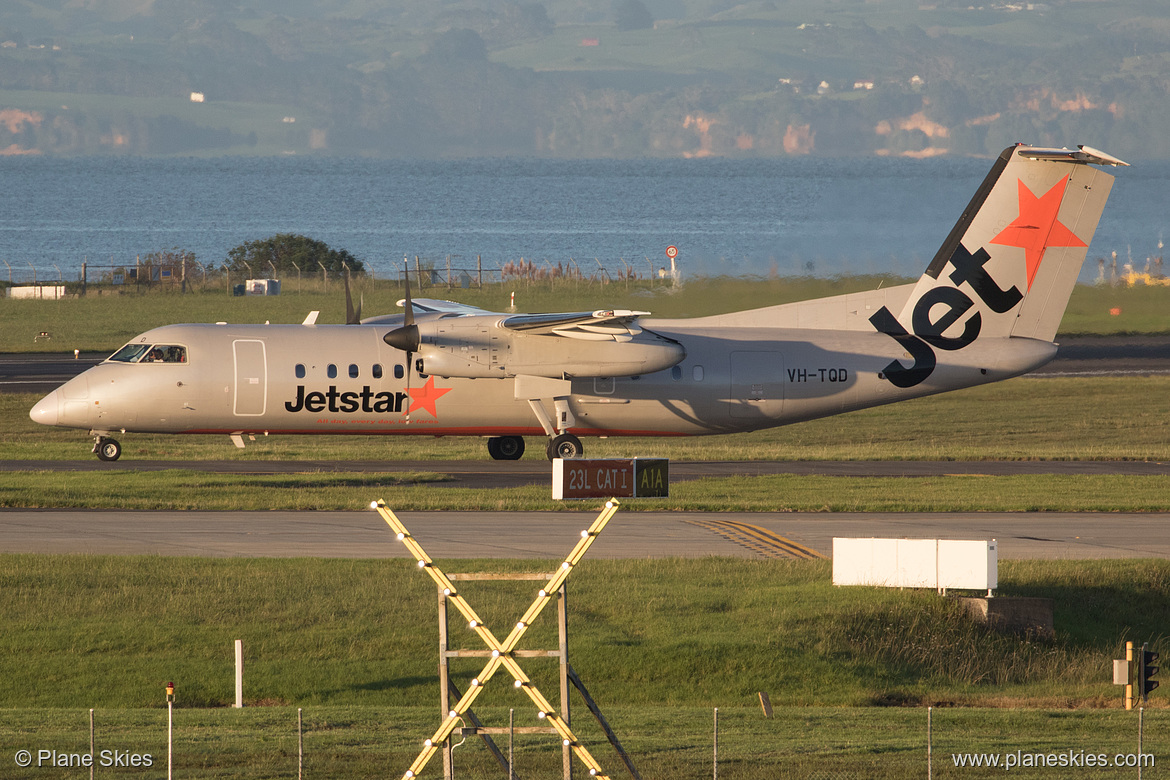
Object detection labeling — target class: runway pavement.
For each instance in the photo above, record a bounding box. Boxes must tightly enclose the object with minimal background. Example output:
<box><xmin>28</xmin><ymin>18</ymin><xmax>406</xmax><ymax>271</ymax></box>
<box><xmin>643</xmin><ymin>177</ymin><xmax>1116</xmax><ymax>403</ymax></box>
<box><xmin>1</xmin><ymin>508</ymin><xmax>1167</xmax><ymax>560</ymax></box>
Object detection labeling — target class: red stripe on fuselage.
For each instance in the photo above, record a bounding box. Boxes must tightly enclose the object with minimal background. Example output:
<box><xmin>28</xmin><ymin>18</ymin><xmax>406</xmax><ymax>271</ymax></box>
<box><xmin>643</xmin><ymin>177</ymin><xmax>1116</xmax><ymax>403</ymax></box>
<box><xmin>181</xmin><ymin>426</ymin><xmax>691</xmax><ymax>437</ymax></box>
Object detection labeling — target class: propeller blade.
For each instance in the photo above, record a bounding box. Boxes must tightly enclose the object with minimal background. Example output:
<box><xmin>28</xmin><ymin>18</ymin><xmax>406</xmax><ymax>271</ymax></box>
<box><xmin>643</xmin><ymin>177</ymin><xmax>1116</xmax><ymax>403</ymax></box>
<box><xmin>344</xmin><ymin>269</ymin><xmax>360</xmax><ymax>325</ymax></box>
<box><xmin>404</xmin><ymin>347</ymin><xmax>413</xmax><ymax>424</ymax></box>
<box><xmin>402</xmin><ymin>258</ymin><xmax>415</xmax><ymax>327</ymax></box>
<box><xmin>384</xmin><ymin>259</ymin><xmax>416</xmax><ymax>422</ymax></box>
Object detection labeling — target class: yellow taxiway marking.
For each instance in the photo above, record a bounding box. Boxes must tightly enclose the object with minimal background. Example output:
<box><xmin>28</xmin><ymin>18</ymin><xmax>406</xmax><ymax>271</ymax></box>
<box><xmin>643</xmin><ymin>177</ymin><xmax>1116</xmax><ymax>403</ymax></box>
<box><xmin>685</xmin><ymin>519</ymin><xmax>825</xmax><ymax>560</ymax></box>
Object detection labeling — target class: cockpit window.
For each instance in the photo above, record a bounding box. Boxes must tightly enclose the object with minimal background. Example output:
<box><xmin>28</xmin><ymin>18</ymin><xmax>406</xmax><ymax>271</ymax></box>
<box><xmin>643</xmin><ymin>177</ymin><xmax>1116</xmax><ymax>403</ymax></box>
<box><xmin>109</xmin><ymin>344</ymin><xmax>152</xmax><ymax>363</ymax></box>
<box><xmin>108</xmin><ymin>343</ymin><xmax>188</xmax><ymax>364</ymax></box>
<box><xmin>144</xmin><ymin>345</ymin><xmax>187</xmax><ymax>363</ymax></box>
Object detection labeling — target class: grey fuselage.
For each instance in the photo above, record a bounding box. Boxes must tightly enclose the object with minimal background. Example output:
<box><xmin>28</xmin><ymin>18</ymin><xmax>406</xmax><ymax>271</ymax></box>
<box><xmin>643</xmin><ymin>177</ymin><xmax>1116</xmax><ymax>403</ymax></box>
<box><xmin>30</xmin><ymin>307</ymin><xmax>1053</xmax><ymax>441</ymax></box>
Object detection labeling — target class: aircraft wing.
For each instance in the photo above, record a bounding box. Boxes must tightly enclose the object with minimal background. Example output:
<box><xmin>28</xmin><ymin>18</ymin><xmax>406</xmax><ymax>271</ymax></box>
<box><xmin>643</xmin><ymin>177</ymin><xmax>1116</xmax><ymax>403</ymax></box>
<box><xmin>398</xmin><ymin>298</ymin><xmax>494</xmax><ymax>316</ymax></box>
<box><xmin>501</xmin><ymin>309</ymin><xmax>650</xmax><ymax>342</ymax></box>
<box><xmin>360</xmin><ymin>298</ymin><xmax>494</xmax><ymax>325</ymax></box>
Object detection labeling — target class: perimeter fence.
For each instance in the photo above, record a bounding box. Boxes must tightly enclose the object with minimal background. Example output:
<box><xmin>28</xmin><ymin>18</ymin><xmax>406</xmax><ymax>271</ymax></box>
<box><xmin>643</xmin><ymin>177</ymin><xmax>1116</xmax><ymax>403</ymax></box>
<box><xmin>3</xmin><ymin>704</ymin><xmax>1164</xmax><ymax>779</ymax></box>
<box><xmin>1</xmin><ymin>255</ymin><xmax>682</xmax><ymax>298</ymax></box>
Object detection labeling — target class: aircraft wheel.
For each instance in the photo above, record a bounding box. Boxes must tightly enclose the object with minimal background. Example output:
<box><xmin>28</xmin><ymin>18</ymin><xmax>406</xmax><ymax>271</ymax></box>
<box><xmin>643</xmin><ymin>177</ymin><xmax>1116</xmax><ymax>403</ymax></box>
<box><xmin>488</xmin><ymin>436</ymin><xmax>525</xmax><ymax>461</ymax></box>
<box><xmin>95</xmin><ymin>438</ymin><xmax>122</xmax><ymax>462</ymax></box>
<box><xmin>546</xmin><ymin>433</ymin><xmax>583</xmax><ymax>460</ymax></box>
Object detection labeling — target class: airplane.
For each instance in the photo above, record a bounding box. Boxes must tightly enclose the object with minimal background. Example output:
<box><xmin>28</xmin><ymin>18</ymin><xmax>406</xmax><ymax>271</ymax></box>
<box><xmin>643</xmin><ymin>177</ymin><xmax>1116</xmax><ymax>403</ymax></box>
<box><xmin>31</xmin><ymin>143</ymin><xmax>1127</xmax><ymax>462</ymax></box>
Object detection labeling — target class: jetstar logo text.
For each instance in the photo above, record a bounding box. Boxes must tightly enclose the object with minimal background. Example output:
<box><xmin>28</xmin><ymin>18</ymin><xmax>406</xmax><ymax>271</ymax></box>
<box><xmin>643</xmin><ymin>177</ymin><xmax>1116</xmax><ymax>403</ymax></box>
<box><xmin>285</xmin><ymin>385</ymin><xmax>410</xmax><ymax>414</ymax></box>
<box><xmin>869</xmin><ymin>174</ymin><xmax>1081</xmax><ymax>389</ymax></box>
<box><xmin>283</xmin><ymin>378</ymin><xmax>453</xmax><ymax>418</ymax></box>
<box><xmin>868</xmin><ymin>243</ymin><xmax>1022</xmax><ymax>388</ymax></box>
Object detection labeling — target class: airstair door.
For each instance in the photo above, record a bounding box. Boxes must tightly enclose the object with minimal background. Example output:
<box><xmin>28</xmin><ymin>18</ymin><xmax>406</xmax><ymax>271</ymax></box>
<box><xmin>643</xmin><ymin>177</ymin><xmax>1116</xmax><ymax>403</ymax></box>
<box><xmin>233</xmin><ymin>339</ymin><xmax>267</xmax><ymax>416</ymax></box>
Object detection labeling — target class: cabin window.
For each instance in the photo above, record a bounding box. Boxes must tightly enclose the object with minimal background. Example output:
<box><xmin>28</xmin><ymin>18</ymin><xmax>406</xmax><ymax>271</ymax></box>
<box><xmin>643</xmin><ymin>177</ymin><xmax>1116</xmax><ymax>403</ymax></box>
<box><xmin>671</xmin><ymin>366</ymin><xmax>682</xmax><ymax>381</ymax></box>
<box><xmin>349</xmin><ymin>363</ymin><xmax>359</xmax><ymax>379</ymax></box>
<box><xmin>295</xmin><ymin>364</ymin><xmax>306</xmax><ymax>379</ymax></box>
<box><xmin>394</xmin><ymin>364</ymin><xmax>405</xmax><ymax>379</ymax></box>
<box><xmin>372</xmin><ymin>364</ymin><xmax>383</xmax><ymax>379</ymax></box>
<box><xmin>693</xmin><ymin>365</ymin><xmax>704</xmax><ymax>382</ymax></box>
<box><xmin>594</xmin><ymin>377</ymin><xmax>614</xmax><ymax>395</ymax></box>
<box><xmin>327</xmin><ymin>364</ymin><xmax>337</xmax><ymax>379</ymax></box>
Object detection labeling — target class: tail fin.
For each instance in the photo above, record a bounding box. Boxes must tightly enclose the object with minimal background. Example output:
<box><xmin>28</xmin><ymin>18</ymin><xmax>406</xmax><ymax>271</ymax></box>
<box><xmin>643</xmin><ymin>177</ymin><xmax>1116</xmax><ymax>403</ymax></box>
<box><xmin>893</xmin><ymin>144</ymin><xmax>1126</xmax><ymax>344</ymax></box>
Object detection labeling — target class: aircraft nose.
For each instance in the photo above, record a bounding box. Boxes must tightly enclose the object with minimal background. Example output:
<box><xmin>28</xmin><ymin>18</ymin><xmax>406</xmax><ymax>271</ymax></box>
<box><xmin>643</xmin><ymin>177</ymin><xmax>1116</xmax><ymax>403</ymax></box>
<box><xmin>30</xmin><ymin>389</ymin><xmax>60</xmax><ymax>426</ymax></box>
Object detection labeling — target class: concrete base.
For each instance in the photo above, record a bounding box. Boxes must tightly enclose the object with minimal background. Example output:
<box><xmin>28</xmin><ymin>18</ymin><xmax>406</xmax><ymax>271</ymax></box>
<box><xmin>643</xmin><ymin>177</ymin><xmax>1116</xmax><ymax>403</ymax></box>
<box><xmin>955</xmin><ymin>596</ymin><xmax>1054</xmax><ymax>640</ymax></box>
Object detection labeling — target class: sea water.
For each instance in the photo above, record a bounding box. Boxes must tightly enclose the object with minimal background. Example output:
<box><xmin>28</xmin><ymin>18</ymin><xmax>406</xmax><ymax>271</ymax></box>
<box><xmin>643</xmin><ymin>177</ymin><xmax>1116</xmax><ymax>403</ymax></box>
<box><xmin>0</xmin><ymin>154</ymin><xmax>1165</xmax><ymax>284</ymax></box>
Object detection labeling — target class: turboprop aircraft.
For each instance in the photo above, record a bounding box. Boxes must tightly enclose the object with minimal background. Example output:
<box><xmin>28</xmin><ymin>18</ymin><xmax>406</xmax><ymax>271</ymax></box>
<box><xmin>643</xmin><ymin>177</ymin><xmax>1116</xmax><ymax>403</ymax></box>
<box><xmin>31</xmin><ymin>144</ymin><xmax>1127</xmax><ymax>462</ymax></box>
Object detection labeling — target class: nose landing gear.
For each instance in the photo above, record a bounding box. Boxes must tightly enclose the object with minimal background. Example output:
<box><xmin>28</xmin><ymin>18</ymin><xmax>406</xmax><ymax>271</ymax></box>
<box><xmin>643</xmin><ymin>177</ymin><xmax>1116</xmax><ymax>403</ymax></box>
<box><xmin>93</xmin><ymin>436</ymin><xmax>122</xmax><ymax>462</ymax></box>
<box><xmin>546</xmin><ymin>433</ymin><xmax>583</xmax><ymax>460</ymax></box>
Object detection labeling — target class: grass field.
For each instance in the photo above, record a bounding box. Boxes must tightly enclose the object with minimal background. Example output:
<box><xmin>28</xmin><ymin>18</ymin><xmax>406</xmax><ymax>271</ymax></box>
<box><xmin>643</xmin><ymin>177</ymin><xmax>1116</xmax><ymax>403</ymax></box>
<box><xmin>10</xmin><ymin>555</ymin><xmax>1160</xmax><ymax>709</ymax></box>
<box><xmin>3</xmin><ymin>705</ymin><xmax>1164</xmax><ymax>778</ymax></box>
<box><xmin>1</xmin><ymin>555</ymin><xmax>1167</xmax><ymax>778</ymax></box>
<box><xmin>5</xmin><ymin>469</ymin><xmax>1170</xmax><ymax>513</ymax></box>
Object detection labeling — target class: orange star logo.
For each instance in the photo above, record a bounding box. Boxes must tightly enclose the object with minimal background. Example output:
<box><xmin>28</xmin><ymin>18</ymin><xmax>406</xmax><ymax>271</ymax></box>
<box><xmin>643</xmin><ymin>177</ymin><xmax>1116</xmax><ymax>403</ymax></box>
<box><xmin>989</xmin><ymin>175</ymin><xmax>1085</xmax><ymax>291</ymax></box>
<box><xmin>407</xmin><ymin>376</ymin><xmax>452</xmax><ymax>417</ymax></box>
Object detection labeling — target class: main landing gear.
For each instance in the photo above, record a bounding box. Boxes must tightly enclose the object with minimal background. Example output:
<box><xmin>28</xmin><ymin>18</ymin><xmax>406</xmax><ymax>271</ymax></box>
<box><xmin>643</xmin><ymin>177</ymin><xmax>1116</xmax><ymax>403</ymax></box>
<box><xmin>93</xmin><ymin>436</ymin><xmax>122</xmax><ymax>461</ymax></box>
<box><xmin>485</xmin><ymin>433</ymin><xmax>585</xmax><ymax>461</ymax></box>
<box><xmin>486</xmin><ymin>436</ymin><xmax>525</xmax><ymax>461</ymax></box>
<box><xmin>527</xmin><ymin>397</ymin><xmax>586</xmax><ymax>461</ymax></box>
<box><xmin>513</xmin><ymin>376</ymin><xmax>586</xmax><ymax>461</ymax></box>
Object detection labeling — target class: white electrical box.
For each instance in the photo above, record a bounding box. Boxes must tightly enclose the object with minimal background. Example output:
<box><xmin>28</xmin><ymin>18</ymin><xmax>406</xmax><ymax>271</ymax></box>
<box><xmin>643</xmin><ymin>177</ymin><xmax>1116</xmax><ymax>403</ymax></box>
<box><xmin>832</xmin><ymin>538</ymin><xmax>997</xmax><ymax>592</ymax></box>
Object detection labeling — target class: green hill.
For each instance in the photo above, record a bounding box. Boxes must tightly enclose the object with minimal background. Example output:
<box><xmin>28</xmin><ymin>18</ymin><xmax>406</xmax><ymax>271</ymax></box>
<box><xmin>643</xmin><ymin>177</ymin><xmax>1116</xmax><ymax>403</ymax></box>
<box><xmin>1</xmin><ymin>0</ymin><xmax>1168</xmax><ymax>157</ymax></box>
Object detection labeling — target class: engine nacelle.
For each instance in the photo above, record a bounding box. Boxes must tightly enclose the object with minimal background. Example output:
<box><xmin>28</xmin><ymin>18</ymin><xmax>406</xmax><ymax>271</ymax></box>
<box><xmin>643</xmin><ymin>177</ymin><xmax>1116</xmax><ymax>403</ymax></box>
<box><xmin>415</xmin><ymin>321</ymin><xmax>685</xmax><ymax>379</ymax></box>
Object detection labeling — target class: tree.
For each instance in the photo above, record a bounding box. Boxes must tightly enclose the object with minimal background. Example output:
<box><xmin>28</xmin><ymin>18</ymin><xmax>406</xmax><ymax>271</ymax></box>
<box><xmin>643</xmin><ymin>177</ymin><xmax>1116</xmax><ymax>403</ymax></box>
<box><xmin>423</xmin><ymin>28</ymin><xmax>488</xmax><ymax>63</ymax></box>
<box><xmin>224</xmin><ymin>234</ymin><xmax>364</xmax><ymax>279</ymax></box>
<box><xmin>614</xmin><ymin>0</ymin><xmax>653</xmax><ymax>31</ymax></box>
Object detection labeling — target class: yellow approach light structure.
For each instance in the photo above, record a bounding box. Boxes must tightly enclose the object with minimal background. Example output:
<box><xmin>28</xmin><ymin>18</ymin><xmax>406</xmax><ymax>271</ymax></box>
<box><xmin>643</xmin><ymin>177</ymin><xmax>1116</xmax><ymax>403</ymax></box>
<box><xmin>372</xmin><ymin>499</ymin><xmax>621</xmax><ymax>780</ymax></box>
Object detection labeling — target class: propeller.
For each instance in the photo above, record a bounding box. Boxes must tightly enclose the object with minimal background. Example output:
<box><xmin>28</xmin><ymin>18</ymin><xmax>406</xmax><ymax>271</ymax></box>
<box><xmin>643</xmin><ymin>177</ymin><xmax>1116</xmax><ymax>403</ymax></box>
<box><xmin>383</xmin><ymin>259</ymin><xmax>420</xmax><ymax>420</ymax></box>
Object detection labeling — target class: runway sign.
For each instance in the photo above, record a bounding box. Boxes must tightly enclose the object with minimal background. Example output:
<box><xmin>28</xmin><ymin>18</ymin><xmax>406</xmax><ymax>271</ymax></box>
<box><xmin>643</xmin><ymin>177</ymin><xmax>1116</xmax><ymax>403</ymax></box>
<box><xmin>553</xmin><ymin>458</ymin><xmax>668</xmax><ymax>500</ymax></box>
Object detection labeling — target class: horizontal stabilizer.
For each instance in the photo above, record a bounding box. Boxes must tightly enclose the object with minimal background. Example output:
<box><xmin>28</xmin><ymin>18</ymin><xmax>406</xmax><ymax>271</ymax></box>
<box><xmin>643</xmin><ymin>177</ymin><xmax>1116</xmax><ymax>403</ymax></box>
<box><xmin>1017</xmin><ymin>145</ymin><xmax>1129</xmax><ymax>167</ymax></box>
